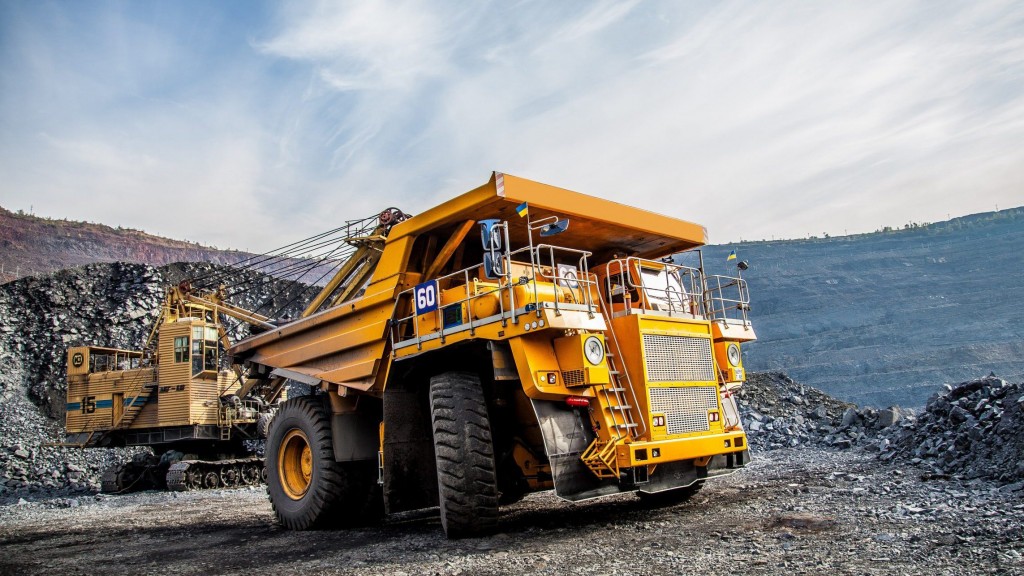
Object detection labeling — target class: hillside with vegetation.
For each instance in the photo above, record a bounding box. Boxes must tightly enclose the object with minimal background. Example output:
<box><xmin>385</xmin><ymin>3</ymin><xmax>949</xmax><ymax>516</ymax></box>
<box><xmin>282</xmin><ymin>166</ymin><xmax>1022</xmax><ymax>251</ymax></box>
<box><xmin>0</xmin><ymin>206</ymin><xmax>247</xmax><ymax>283</ymax></box>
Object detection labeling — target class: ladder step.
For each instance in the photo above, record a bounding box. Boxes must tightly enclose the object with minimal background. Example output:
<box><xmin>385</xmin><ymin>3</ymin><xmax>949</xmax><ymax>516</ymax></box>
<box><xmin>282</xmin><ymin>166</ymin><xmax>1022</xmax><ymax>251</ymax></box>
<box><xmin>615</xmin><ymin>423</ymin><xmax>639</xmax><ymax>429</ymax></box>
<box><xmin>609</xmin><ymin>405</ymin><xmax>633</xmax><ymax>411</ymax></box>
<box><xmin>608</xmin><ymin>370</ymin><xmax>620</xmax><ymax>375</ymax></box>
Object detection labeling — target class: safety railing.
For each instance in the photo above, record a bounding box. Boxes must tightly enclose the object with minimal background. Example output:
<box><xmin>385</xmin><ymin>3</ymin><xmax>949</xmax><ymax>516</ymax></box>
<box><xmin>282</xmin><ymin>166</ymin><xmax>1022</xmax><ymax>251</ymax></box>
<box><xmin>522</xmin><ymin>243</ymin><xmax>598</xmax><ymax>318</ymax></box>
<box><xmin>704</xmin><ymin>274</ymin><xmax>751</xmax><ymax>326</ymax></box>
<box><xmin>87</xmin><ymin>349</ymin><xmax>145</xmax><ymax>373</ymax></box>
<box><xmin>602</xmin><ymin>257</ymin><xmax>705</xmax><ymax>318</ymax></box>
<box><xmin>389</xmin><ymin>243</ymin><xmax>597</xmax><ymax>352</ymax></box>
<box><xmin>390</xmin><ymin>262</ymin><xmax>509</xmax><ymax>352</ymax></box>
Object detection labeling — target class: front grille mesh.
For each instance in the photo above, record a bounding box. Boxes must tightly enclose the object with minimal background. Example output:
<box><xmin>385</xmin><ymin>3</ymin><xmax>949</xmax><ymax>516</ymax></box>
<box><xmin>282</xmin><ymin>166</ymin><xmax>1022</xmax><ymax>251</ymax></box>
<box><xmin>643</xmin><ymin>334</ymin><xmax>715</xmax><ymax>382</ymax></box>
<box><xmin>650</xmin><ymin>386</ymin><xmax>719</xmax><ymax>435</ymax></box>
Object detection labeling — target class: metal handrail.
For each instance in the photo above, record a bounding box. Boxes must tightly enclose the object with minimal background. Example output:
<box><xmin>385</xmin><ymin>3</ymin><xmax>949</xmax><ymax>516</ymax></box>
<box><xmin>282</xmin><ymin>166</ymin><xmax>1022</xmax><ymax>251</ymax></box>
<box><xmin>530</xmin><ymin>244</ymin><xmax>597</xmax><ymax>317</ymax></box>
<box><xmin>596</xmin><ymin>295</ymin><xmax>647</xmax><ymax>440</ymax></box>
<box><xmin>602</xmin><ymin>257</ymin><xmax>705</xmax><ymax>318</ymax></box>
<box><xmin>704</xmin><ymin>274</ymin><xmax>751</xmax><ymax>325</ymax></box>
<box><xmin>389</xmin><ymin>242</ymin><xmax>597</xmax><ymax>351</ymax></box>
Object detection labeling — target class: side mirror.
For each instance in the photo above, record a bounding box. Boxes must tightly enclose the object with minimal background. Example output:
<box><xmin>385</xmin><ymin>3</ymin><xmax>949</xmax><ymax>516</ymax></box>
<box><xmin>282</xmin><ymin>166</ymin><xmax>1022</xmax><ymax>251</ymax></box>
<box><xmin>539</xmin><ymin>218</ymin><xmax>569</xmax><ymax>237</ymax></box>
<box><xmin>479</xmin><ymin>219</ymin><xmax>506</xmax><ymax>279</ymax></box>
<box><xmin>479</xmin><ymin>219</ymin><xmax>503</xmax><ymax>251</ymax></box>
<box><xmin>483</xmin><ymin>253</ymin><xmax>505</xmax><ymax>279</ymax></box>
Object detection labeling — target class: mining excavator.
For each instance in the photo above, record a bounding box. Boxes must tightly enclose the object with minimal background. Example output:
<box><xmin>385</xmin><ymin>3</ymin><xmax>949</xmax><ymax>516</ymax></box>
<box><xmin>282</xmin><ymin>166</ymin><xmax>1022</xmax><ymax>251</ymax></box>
<box><xmin>62</xmin><ymin>209</ymin><xmax>409</xmax><ymax>492</ymax></box>
<box><xmin>62</xmin><ymin>283</ymin><xmax>283</xmax><ymax>491</ymax></box>
<box><xmin>228</xmin><ymin>173</ymin><xmax>757</xmax><ymax>538</ymax></box>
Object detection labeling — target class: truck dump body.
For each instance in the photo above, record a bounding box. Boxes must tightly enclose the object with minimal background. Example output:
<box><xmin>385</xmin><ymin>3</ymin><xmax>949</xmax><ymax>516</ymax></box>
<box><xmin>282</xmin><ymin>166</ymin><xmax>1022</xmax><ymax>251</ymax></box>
<box><xmin>229</xmin><ymin>173</ymin><xmax>709</xmax><ymax>392</ymax></box>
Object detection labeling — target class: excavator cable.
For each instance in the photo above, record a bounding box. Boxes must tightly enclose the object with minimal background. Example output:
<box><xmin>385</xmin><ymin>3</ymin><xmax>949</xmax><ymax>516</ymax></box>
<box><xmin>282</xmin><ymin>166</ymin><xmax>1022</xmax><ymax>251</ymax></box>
<box><xmin>189</xmin><ymin>224</ymin><xmax>350</xmax><ymax>285</ymax></box>
<box><xmin>219</xmin><ymin>238</ymin><xmax>353</xmax><ymax>293</ymax></box>
<box><xmin>188</xmin><ymin>208</ymin><xmax>409</xmax><ymax>330</ymax></box>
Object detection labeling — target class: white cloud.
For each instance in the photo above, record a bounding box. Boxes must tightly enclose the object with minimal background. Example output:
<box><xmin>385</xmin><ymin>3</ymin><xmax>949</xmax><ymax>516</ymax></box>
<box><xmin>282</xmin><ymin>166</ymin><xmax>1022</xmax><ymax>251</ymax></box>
<box><xmin>1</xmin><ymin>0</ymin><xmax>1023</xmax><ymax>252</ymax></box>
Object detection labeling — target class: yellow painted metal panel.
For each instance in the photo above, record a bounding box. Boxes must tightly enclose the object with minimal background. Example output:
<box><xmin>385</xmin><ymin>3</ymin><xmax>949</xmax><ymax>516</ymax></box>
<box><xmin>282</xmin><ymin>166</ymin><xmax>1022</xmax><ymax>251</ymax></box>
<box><xmin>67</xmin><ymin>347</ymin><xmax>90</xmax><ymax>376</ymax></box>
<box><xmin>231</xmin><ymin>277</ymin><xmax>399</xmax><ymax>390</ymax></box>
<box><xmin>508</xmin><ymin>335</ymin><xmax>596</xmax><ymax>400</ymax></box>
<box><xmin>386</xmin><ymin>173</ymin><xmax>707</xmax><ymax>262</ymax></box>
<box><xmin>190</xmin><ymin>377</ymin><xmax>221</xmax><ymax>425</ymax></box>
<box><xmin>132</xmin><ymin>399</ymin><xmax>159</xmax><ymax>428</ymax></box>
<box><xmin>617</xmin><ymin>432</ymin><xmax>748</xmax><ymax>467</ymax></box>
<box><xmin>64</xmin><ymin>367</ymin><xmax>156</xmax><ymax>433</ymax></box>
<box><xmin>158</xmin><ymin>322</ymin><xmax>193</xmax><ymax>426</ymax></box>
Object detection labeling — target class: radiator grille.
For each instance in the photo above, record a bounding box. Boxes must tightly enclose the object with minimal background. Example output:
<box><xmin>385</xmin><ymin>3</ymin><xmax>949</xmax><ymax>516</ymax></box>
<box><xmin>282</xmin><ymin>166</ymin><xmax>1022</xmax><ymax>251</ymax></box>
<box><xmin>642</xmin><ymin>334</ymin><xmax>715</xmax><ymax>382</ymax></box>
<box><xmin>562</xmin><ymin>369</ymin><xmax>585</xmax><ymax>386</ymax></box>
<box><xmin>649</xmin><ymin>386</ymin><xmax>719</xmax><ymax>435</ymax></box>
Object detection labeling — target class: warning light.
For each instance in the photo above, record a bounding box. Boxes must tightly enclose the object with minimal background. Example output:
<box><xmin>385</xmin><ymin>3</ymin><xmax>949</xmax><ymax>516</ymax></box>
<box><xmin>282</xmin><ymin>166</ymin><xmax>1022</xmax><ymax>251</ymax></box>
<box><xmin>565</xmin><ymin>396</ymin><xmax>589</xmax><ymax>408</ymax></box>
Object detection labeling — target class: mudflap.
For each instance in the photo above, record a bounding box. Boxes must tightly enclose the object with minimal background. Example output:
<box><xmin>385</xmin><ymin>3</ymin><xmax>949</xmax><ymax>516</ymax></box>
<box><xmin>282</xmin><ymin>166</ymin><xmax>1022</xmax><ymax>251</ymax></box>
<box><xmin>530</xmin><ymin>399</ymin><xmax>620</xmax><ymax>502</ymax></box>
<box><xmin>638</xmin><ymin>449</ymin><xmax>751</xmax><ymax>495</ymax></box>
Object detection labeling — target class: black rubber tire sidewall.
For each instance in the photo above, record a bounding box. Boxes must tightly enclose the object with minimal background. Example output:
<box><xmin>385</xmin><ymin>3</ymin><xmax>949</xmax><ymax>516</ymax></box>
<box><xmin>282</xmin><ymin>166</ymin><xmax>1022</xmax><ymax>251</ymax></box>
<box><xmin>429</xmin><ymin>371</ymin><xmax>500</xmax><ymax>539</ymax></box>
<box><xmin>266</xmin><ymin>396</ymin><xmax>342</xmax><ymax>530</ymax></box>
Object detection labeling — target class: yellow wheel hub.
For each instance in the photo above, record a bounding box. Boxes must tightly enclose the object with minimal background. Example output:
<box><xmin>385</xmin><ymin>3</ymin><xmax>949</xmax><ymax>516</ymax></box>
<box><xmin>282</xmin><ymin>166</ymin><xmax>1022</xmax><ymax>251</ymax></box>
<box><xmin>279</xmin><ymin>428</ymin><xmax>313</xmax><ymax>500</ymax></box>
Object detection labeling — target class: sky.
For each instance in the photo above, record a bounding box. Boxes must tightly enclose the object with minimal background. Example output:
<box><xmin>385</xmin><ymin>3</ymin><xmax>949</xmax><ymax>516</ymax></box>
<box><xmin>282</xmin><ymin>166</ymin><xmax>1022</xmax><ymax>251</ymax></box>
<box><xmin>1</xmin><ymin>0</ymin><xmax>1022</xmax><ymax>251</ymax></box>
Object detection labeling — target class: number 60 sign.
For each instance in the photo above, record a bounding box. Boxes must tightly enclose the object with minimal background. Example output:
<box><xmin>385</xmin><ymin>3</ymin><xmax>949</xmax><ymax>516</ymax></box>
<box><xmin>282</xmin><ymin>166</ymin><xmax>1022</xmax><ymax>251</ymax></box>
<box><xmin>414</xmin><ymin>280</ymin><xmax>439</xmax><ymax>314</ymax></box>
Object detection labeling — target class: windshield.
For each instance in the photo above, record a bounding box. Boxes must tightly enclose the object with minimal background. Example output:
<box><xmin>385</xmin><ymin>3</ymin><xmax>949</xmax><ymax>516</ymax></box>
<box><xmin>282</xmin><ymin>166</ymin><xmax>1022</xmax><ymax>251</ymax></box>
<box><xmin>640</xmin><ymin>267</ymin><xmax>689</xmax><ymax>312</ymax></box>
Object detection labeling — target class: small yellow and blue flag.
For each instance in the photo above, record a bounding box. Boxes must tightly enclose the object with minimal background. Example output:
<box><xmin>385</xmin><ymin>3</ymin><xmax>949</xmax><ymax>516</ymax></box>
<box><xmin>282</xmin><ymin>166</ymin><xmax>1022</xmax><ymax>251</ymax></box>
<box><xmin>515</xmin><ymin>201</ymin><xmax>529</xmax><ymax>218</ymax></box>
<box><xmin>727</xmin><ymin>250</ymin><xmax>737</xmax><ymax>261</ymax></box>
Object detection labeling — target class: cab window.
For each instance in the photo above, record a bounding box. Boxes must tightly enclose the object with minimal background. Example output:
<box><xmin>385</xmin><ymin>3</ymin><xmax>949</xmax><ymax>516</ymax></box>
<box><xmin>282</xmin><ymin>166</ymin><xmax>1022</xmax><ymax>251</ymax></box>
<box><xmin>173</xmin><ymin>337</ymin><xmax>189</xmax><ymax>363</ymax></box>
<box><xmin>639</xmin><ymin>267</ymin><xmax>689</xmax><ymax>311</ymax></box>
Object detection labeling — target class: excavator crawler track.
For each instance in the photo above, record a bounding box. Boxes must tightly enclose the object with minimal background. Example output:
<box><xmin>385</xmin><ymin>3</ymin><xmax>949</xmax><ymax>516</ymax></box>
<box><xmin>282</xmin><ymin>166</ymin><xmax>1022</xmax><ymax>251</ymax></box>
<box><xmin>166</xmin><ymin>456</ymin><xmax>265</xmax><ymax>491</ymax></box>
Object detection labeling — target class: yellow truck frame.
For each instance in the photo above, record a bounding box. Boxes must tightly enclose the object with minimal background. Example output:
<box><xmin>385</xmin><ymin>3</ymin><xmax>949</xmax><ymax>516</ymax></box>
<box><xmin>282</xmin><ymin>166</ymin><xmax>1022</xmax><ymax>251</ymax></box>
<box><xmin>230</xmin><ymin>173</ymin><xmax>756</xmax><ymax>537</ymax></box>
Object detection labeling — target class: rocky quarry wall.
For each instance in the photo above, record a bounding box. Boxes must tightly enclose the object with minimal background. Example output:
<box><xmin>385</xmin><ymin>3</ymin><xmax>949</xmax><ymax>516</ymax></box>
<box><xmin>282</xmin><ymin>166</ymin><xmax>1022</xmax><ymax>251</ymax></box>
<box><xmin>0</xmin><ymin>262</ymin><xmax>1021</xmax><ymax>500</ymax></box>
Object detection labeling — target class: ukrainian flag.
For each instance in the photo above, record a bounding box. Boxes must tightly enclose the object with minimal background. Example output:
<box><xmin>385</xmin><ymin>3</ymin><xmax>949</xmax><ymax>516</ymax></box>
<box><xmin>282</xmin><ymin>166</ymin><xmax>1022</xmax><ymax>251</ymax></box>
<box><xmin>727</xmin><ymin>250</ymin><xmax>737</xmax><ymax>261</ymax></box>
<box><xmin>515</xmin><ymin>201</ymin><xmax>529</xmax><ymax>218</ymax></box>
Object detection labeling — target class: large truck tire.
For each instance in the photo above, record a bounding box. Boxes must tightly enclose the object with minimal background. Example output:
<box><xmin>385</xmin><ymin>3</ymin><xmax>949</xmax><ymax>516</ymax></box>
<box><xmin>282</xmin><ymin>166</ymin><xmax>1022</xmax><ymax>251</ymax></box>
<box><xmin>429</xmin><ymin>372</ymin><xmax>500</xmax><ymax>539</ymax></box>
<box><xmin>266</xmin><ymin>395</ymin><xmax>381</xmax><ymax>530</ymax></box>
<box><xmin>256</xmin><ymin>408</ymin><xmax>276</xmax><ymax>439</ymax></box>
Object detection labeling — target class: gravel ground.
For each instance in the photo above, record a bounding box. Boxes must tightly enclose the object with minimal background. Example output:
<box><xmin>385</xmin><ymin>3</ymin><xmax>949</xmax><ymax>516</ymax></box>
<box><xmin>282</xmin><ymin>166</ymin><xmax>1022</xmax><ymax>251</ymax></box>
<box><xmin>2</xmin><ymin>446</ymin><xmax>1021</xmax><ymax>576</ymax></box>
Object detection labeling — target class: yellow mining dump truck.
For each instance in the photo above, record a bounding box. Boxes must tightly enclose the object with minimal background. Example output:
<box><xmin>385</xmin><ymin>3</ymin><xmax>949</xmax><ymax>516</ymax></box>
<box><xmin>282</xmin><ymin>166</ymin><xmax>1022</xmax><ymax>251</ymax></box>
<box><xmin>64</xmin><ymin>285</ymin><xmax>285</xmax><ymax>492</ymax></box>
<box><xmin>231</xmin><ymin>173</ymin><xmax>756</xmax><ymax>538</ymax></box>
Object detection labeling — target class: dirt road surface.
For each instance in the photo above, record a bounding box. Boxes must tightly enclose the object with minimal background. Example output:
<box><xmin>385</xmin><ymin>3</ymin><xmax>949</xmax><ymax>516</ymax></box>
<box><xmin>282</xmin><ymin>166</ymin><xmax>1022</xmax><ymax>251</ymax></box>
<box><xmin>1</xmin><ymin>447</ymin><xmax>1021</xmax><ymax>576</ymax></box>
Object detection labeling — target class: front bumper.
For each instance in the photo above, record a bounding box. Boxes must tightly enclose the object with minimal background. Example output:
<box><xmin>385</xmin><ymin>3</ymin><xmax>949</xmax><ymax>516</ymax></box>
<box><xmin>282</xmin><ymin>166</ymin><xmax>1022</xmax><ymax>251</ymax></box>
<box><xmin>616</xmin><ymin>430</ymin><xmax>749</xmax><ymax>468</ymax></box>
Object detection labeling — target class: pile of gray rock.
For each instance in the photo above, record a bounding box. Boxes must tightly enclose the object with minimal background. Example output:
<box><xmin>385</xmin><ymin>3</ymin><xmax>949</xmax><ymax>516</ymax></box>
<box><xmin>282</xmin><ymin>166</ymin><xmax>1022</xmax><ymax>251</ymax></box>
<box><xmin>736</xmin><ymin>371</ymin><xmax>910</xmax><ymax>450</ymax></box>
<box><xmin>879</xmin><ymin>375</ymin><xmax>1024</xmax><ymax>484</ymax></box>
<box><xmin>0</xmin><ymin>261</ymin><xmax>315</xmax><ymax>499</ymax></box>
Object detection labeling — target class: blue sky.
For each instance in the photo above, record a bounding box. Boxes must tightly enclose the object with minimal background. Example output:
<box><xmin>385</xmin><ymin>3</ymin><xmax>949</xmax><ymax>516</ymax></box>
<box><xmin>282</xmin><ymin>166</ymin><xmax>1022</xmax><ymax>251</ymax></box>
<box><xmin>1</xmin><ymin>1</ymin><xmax>1022</xmax><ymax>251</ymax></box>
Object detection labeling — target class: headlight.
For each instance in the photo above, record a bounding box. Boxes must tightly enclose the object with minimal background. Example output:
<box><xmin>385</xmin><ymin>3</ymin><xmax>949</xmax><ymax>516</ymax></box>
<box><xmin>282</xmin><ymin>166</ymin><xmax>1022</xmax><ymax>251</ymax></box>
<box><xmin>583</xmin><ymin>336</ymin><xmax>604</xmax><ymax>365</ymax></box>
<box><xmin>727</xmin><ymin>343</ymin><xmax>741</xmax><ymax>366</ymax></box>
